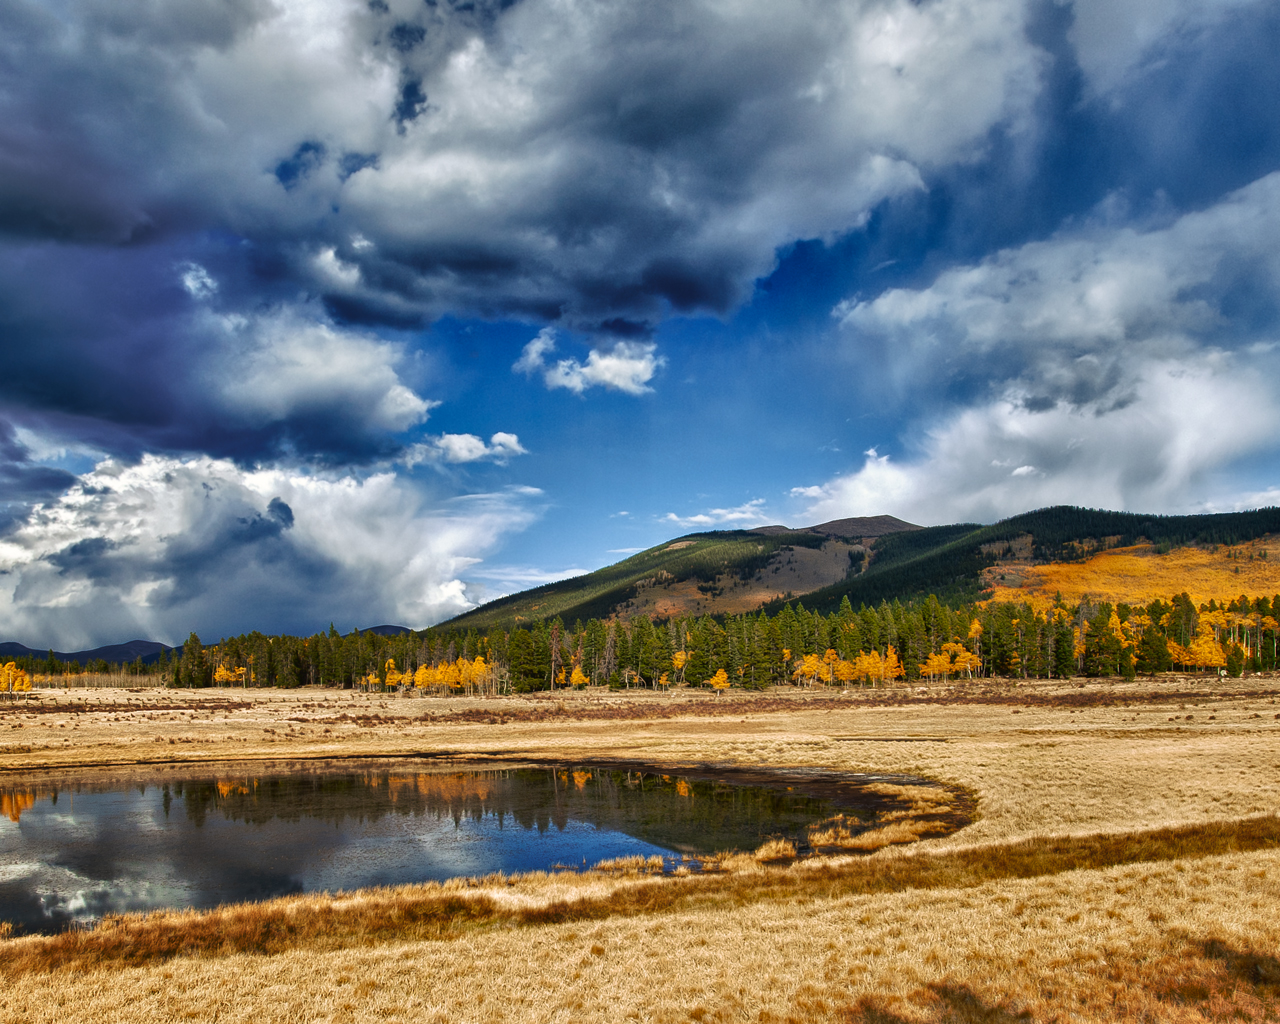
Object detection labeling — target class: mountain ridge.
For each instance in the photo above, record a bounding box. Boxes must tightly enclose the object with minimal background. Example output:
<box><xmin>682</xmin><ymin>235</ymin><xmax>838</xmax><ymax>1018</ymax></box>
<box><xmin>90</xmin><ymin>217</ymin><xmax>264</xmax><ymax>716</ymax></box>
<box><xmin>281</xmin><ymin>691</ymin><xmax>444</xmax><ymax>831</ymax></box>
<box><xmin>0</xmin><ymin>639</ymin><xmax>172</xmax><ymax>665</ymax></box>
<box><xmin>444</xmin><ymin>505</ymin><xmax>1280</xmax><ymax>632</ymax></box>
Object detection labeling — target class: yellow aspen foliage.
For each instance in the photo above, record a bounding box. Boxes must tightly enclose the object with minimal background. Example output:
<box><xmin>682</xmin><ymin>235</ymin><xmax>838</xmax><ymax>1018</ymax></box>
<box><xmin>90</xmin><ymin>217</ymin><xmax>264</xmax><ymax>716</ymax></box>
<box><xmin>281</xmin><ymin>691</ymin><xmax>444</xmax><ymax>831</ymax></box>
<box><xmin>570</xmin><ymin>665</ymin><xmax>589</xmax><ymax>688</ymax></box>
<box><xmin>853</xmin><ymin>649</ymin><xmax>883</xmax><ymax>685</ymax></box>
<box><xmin>832</xmin><ymin>657</ymin><xmax>856</xmax><ymax>684</ymax></box>
<box><xmin>1187</xmin><ymin>631</ymin><xmax>1227</xmax><ymax>671</ymax></box>
<box><xmin>919</xmin><ymin>651</ymin><xmax>952</xmax><ymax>681</ymax></box>
<box><xmin>883</xmin><ymin>645</ymin><xmax>905</xmax><ymax>682</ymax></box>
<box><xmin>708</xmin><ymin>668</ymin><xmax>730</xmax><ymax>693</ymax></box>
<box><xmin>0</xmin><ymin>662</ymin><xmax>28</xmax><ymax>693</ymax></box>
<box><xmin>945</xmin><ymin>641</ymin><xmax>982</xmax><ymax>678</ymax></box>
<box><xmin>791</xmin><ymin>652</ymin><xmax>826</xmax><ymax>686</ymax></box>
<box><xmin>657</xmin><ymin>671</ymin><xmax>670</xmax><ymax>690</ymax></box>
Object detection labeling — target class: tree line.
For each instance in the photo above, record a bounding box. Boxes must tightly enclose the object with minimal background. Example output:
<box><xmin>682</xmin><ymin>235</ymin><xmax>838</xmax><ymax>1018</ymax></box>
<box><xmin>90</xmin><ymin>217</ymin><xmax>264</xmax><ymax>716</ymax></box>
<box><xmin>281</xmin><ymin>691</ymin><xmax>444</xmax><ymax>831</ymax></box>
<box><xmin>141</xmin><ymin>590</ymin><xmax>1280</xmax><ymax>692</ymax></box>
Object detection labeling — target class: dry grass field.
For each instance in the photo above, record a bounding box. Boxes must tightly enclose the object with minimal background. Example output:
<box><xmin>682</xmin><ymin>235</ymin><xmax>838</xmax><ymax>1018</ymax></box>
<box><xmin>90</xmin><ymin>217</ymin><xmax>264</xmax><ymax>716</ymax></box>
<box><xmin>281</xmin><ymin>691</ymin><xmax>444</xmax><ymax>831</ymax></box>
<box><xmin>2</xmin><ymin>677</ymin><xmax>1280</xmax><ymax>1022</ymax></box>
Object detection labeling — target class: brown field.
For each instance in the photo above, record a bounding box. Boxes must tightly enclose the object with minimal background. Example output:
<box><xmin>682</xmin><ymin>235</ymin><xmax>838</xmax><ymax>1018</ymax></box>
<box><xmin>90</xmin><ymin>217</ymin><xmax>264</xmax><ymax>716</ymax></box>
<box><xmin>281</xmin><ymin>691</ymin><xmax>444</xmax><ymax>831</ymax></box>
<box><xmin>2</xmin><ymin>678</ymin><xmax>1280</xmax><ymax>1022</ymax></box>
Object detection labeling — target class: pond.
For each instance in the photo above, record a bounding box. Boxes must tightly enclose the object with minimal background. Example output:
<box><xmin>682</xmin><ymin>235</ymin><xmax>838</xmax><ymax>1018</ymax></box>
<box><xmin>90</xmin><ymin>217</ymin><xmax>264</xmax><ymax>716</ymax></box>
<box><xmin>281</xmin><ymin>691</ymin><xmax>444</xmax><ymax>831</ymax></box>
<box><xmin>0</xmin><ymin>760</ymin><xmax>945</xmax><ymax>934</ymax></box>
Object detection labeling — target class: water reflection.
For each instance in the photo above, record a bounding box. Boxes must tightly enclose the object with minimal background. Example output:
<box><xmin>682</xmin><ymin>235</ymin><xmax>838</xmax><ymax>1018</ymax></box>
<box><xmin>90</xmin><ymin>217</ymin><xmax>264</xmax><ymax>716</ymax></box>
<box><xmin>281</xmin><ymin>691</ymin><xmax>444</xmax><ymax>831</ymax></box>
<box><xmin>0</xmin><ymin>764</ymin><xmax>867</xmax><ymax>934</ymax></box>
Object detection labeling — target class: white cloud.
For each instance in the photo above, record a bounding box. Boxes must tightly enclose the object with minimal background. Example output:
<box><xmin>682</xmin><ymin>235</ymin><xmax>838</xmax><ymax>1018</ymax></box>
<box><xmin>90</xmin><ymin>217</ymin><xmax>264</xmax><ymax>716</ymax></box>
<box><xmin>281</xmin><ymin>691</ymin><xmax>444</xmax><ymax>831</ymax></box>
<box><xmin>513</xmin><ymin>328</ymin><xmax>557</xmax><ymax>376</ymax></box>
<box><xmin>1069</xmin><ymin>0</ymin><xmax>1264</xmax><ymax>96</ymax></box>
<box><xmin>662</xmin><ymin>499</ymin><xmax>773</xmax><ymax>529</ymax></box>
<box><xmin>796</xmin><ymin>355</ymin><xmax>1278</xmax><ymax>525</ymax></box>
<box><xmin>0</xmin><ymin>454</ymin><xmax>540</xmax><ymax>648</ymax></box>
<box><xmin>208</xmin><ymin>306</ymin><xmax>433</xmax><ymax>433</ymax></box>
<box><xmin>514</xmin><ymin>330</ymin><xmax>663</xmax><ymax>395</ymax></box>
<box><xmin>179</xmin><ymin>262</ymin><xmax>217</xmax><ymax>299</ymax></box>
<box><xmin>811</xmin><ymin>171</ymin><xmax>1280</xmax><ymax>524</ymax></box>
<box><xmin>402</xmin><ymin>431</ymin><xmax>527</xmax><ymax>467</ymax></box>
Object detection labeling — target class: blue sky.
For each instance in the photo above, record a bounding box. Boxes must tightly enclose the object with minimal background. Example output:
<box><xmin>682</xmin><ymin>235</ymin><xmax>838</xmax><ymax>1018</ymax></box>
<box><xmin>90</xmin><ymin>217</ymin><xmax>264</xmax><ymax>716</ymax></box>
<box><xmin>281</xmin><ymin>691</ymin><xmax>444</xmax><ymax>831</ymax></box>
<box><xmin>3</xmin><ymin>0</ymin><xmax>1280</xmax><ymax>647</ymax></box>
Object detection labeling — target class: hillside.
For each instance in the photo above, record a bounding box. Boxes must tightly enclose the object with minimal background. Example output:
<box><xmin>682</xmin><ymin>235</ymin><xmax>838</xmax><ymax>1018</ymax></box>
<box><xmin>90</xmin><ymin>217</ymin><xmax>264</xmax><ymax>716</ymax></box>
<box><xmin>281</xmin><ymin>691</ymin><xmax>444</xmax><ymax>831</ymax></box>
<box><xmin>982</xmin><ymin>538</ymin><xmax>1280</xmax><ymax>610</ymax></box>
<box><xmin>786</xmin><ymin>505</ymin><xmax>1280</xmax><ymax>615</ymax></box>
<box><xmin>447</xmin><ymin>505</ymin><xmax>1280</xmax><ymax>631</ymax></box>
<box><xmin>444</xmin><ymin>517</ymin><xmax>922</xmax><ymax>632</ymax></box>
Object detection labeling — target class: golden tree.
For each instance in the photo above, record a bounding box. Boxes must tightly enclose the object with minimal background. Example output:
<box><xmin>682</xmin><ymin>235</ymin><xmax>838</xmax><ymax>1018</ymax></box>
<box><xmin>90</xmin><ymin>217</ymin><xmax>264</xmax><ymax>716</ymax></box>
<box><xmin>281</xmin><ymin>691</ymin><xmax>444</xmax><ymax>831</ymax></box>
<box><xmin>919</xmin><ymin>651</ymin><xmax>952</xmax><ymax>682</ymax></box>
<box><xmin>708</xmin><ymin>668</ymin><xmax>730</xmax><ymax>694</ymax></box>
<box><xmin>671</xmin><ymin>650</ymin><xmax>688</xmax><ymax>685</ymax></box>
<box><xmin>1187</xmin><ymin>631</ymin><xmax>1227</xmax><ymax>673</ymax></box>
<box><xmin>882</xmin><ymin>645</ymin><xmax>904</xmax><ymax>683</ymax></box>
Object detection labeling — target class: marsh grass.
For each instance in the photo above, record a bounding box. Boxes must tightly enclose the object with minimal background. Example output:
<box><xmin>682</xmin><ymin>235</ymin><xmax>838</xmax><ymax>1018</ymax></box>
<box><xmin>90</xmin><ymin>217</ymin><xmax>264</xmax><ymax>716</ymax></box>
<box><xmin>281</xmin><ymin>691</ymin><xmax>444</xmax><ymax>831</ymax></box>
<box><xmin>5</xmin><ymin>815</ymin><xmax>1278</xmax><ymax>977</ymax></box>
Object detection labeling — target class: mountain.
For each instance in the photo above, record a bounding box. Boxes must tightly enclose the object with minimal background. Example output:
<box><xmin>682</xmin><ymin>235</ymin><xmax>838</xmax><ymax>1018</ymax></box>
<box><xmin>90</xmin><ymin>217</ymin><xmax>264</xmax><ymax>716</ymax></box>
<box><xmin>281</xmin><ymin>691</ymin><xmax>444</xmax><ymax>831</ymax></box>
<box><xmin>442</xmin><ymin>517</ymin><xmax>921</xmax><ymax>632</ymax></box>
<box><xmin>353</xmin><ymin>625</ymin><xmax>413</xmax><ymax>636</ymax></box>
<box><xmin>771</xmin><ymin>505</ymin><xmax>1280</xmax><ymax>615</ymax></box>
<box><xmin>0</xmin><ymin>639</ymin><xmax>172</xmax><ymax>665</ymax></box>
<box><xmin>442</xmin><ymin>505</ymin><xmax>1280</xmax><ymax>631</ymax></box>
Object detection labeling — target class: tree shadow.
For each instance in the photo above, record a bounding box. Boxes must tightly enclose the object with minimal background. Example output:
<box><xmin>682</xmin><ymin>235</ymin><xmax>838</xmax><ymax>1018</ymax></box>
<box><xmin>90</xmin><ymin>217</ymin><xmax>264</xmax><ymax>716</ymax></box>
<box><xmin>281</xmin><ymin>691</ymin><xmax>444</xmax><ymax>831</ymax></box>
<box><xmin>1199</xmin><ymin>937</ymin><xmax>1280</xmax><ymax>990</ymax></box>
<box><xmin>842</xmin><ymin>984</ymin><xmax>1033</xmax><ymax>1023</ymax></box>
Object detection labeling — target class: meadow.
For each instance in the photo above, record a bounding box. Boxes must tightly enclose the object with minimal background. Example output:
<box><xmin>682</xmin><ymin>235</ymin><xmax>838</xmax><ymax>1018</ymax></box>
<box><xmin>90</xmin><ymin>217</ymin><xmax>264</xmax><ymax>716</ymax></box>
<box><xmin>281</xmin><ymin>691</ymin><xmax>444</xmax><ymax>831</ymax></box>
<box><xmin>1</xmin><ymin>677</ymin><xmax>1279</xmax><ymax>1022</ymax></box>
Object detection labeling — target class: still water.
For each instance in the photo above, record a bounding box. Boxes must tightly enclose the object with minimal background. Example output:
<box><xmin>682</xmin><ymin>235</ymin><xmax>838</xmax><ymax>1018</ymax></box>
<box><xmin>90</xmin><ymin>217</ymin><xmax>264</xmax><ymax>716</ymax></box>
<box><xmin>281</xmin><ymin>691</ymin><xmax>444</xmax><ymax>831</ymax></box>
<box><xmin>0</xmin><ymin>762</ymin><xmax>878</xmax><ymax>933</ymax></box>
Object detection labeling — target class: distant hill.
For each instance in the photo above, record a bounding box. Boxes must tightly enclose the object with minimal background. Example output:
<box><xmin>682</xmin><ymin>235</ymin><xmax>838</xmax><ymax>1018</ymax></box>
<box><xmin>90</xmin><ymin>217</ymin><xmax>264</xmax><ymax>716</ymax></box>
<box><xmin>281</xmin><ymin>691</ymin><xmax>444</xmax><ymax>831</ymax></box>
<box><xmin>753</xmin><ymin>515</ymin><xmax>921</xmax><ymax>540</ymax></box>
<box><xmin>442</xmin><ymin>505</ymin><xmax>1280</xmax><ymax>631</ymax></box>
<box><xmin>0</xmin><ymin>639</ymin><xmax>172</xmax><ymax>665</ymax></box>
<box><xmin>353</xmin><ymin>625</ymin><xmax>413</xmax><ymax>636</ymax></box>
<box><xmin>443</xmin><ymin>517</ymin><xmax>922</xmax><ymax>632</ymax></box>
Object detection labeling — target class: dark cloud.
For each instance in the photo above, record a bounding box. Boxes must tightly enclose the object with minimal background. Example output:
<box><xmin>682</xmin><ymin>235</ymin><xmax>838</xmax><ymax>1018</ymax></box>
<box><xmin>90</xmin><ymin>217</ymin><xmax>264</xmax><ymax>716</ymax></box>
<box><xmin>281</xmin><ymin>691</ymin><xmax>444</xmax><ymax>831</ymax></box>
<box><xmin>0</xmin><ymin>421</ymin><xmax>77</xmax><ymax>533</ymax></box>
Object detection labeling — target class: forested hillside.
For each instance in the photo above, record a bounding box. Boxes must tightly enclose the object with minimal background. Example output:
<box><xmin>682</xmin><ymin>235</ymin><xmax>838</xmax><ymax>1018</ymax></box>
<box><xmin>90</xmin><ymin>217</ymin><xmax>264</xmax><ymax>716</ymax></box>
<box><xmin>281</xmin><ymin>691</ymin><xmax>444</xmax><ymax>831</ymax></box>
<box><xmin>790</xmin><ymin>506</ymin><xmax>1280</xmax><ymax>613</ymax></box>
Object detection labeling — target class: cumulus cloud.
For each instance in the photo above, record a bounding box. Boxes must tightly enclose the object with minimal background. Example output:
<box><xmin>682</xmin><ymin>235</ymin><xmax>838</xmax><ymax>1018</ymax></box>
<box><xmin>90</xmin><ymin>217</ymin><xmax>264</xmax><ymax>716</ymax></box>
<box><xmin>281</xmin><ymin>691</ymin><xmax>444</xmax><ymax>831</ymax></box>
<box><xmin>514</xmin><ymin>329</ymin><xmax>663</xmax><ymax>395</ymax></box>
<box><xmin>662</xmin><ymin>499</ymin><xmax>773</xmax><ymax>529</ymax></box>
<box><xmin>838</xmin><ymin>171</ymin><xmax>1280</xmax><ymax>407</ymax></box>
<box><xmin>811</xmin><ymin>172</ymin><xmax>1280</xmax><ymax>523</ymax></box>
<box><xmin>402</xmin><ymin>432</ymin><xmax>527</xmax><ymax>467</ymax></box>
<box><xmin>0</xmin><ymin>454</ymin><xmax>541</xmax><ymax>648</ymax></box>
<box><xmin>796</xmin><ymin>355</ymin><xmax>1277</xmax><ymax>525</ymax></box>
<box><xmin>209</xmin><ymin>306</ymin><xmax>434</xmax><ymax>434</ymax></box>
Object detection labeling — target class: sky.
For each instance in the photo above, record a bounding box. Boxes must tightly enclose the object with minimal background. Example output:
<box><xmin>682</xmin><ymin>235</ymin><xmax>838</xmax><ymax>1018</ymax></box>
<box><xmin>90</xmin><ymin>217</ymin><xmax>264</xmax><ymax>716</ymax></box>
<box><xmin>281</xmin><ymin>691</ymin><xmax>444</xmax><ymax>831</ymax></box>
<box><xmin>3</xmin><ymin>0</ymin><xmax>1280</xmax><ymax>648</ymax></box>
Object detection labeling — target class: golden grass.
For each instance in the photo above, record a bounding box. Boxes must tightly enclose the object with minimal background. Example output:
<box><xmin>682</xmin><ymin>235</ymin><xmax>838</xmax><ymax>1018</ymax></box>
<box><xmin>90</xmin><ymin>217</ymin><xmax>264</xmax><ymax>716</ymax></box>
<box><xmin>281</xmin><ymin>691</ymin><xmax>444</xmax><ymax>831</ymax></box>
<box><xmin>3</xmin><ymin>682</ymin><xmax>1280</xmax><ymax>1022</ymax></box>
<box><xmin>984</xmin><ymin>539</ymin><xmax>1280</xmax><ymax>610</ymax></box>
